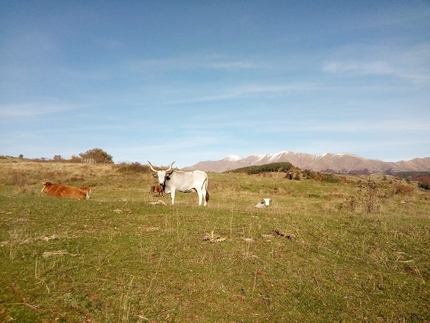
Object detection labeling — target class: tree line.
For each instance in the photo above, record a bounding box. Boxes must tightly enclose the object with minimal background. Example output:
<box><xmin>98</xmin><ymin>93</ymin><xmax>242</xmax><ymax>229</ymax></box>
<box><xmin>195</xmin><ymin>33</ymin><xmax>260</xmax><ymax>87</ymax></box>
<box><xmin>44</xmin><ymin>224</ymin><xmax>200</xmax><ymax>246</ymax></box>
<box><xmin>13</xmin><ymin>148</ymin><xmax>114</xmax><ymax>164</ymax></box>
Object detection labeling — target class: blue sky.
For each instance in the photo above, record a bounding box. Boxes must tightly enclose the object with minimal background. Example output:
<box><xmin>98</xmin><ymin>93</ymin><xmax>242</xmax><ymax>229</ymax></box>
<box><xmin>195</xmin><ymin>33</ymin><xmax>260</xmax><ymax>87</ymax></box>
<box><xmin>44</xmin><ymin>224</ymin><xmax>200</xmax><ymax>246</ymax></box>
<box><xmin>1</xmin><ymin>1</ymin><xmax>429</xmax><ymax>168</ymax></box>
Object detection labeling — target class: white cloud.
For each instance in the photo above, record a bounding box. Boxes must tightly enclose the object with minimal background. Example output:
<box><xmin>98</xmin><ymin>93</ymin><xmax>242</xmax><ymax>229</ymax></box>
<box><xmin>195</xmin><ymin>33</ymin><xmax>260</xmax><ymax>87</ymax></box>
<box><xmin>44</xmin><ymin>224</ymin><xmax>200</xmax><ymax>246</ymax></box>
<box><xmin>259</xmin><ymin>117</ymin><xmax>429</xmax><ymax>135</ymax></box>
<box><xmin>122</xmin><ymin>54</ymin><xmax>267</xmax><ymax>73</ymax></box>
<box><xmin>321</xmin><ymin>42</ymin><xmax>430</xmax><ymax>84</ymax></box>
<box><xmin>0</xmin><ymin>103</ymin><xmax>70</xmax><ymax>117</ymax></box>
<box><xmin>322</xmin><ymin>60</ymin><xmax>393</xmax><ymax>75</ymax></box>
<box><xmin>162</xmin><ymin>81</ymin><xmax>322</xmax><ymax>105</ymax></box>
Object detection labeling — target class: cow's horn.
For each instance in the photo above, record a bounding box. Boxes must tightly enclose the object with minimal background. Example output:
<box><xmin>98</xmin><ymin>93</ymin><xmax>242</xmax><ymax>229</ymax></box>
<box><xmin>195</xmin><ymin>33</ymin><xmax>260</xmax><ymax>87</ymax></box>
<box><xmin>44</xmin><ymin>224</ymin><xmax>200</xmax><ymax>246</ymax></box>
<box><xmin>147</xmin><ymin>161</ymin><xmax>158</xmax><ymax>172</ymax></box>
<box><xmin>166</xmin><ymin>161</ymin><xmax>175</xmax><ymax>172</ymax></box>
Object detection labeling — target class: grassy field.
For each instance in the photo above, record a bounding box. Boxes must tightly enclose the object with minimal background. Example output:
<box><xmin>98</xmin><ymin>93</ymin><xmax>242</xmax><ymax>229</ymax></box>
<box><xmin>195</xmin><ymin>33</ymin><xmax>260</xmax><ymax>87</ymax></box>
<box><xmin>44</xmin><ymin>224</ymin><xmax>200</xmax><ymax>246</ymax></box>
<box><xmin>0</xmin><ymin>160</ymin><xmax>429</xmax><ymax>322</ymax></box>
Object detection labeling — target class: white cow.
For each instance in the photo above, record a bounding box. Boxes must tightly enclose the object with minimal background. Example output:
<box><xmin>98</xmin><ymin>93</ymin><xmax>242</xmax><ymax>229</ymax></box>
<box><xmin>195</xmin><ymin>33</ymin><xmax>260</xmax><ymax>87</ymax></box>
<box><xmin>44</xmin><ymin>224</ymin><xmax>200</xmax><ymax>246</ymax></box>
<box><xmin>148</xmin><ymin>161</ymin><xmax>209</xmax><ymax>206</ymax></box>
<box><xmin>255</xmin><ymin>198</ymin><xmax>271</xmax><ymax>208</ymax></box>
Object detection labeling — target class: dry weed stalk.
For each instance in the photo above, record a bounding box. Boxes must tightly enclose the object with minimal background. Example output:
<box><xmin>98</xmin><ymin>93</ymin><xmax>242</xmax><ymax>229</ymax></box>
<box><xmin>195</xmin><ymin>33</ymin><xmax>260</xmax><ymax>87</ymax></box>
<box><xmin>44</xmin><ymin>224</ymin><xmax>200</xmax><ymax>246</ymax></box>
<box><xmin>118</xmin><ymin>276</ymin><xmax>134</xmax><ymax>323</ymax></box>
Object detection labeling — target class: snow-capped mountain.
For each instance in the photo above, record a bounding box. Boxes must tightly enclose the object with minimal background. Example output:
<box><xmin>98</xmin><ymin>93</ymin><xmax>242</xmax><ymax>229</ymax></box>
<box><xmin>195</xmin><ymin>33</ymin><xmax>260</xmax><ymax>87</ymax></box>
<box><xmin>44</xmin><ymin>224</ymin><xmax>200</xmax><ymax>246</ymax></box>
<box><xmin>183</xmin><ymin>151</ymin><xmax>430</xmax><ymax>173</ymax></box>
<box><xmin>222</xmin><ymin>155</ymin><xmax>243</xmax><ymax>162</ymax></box>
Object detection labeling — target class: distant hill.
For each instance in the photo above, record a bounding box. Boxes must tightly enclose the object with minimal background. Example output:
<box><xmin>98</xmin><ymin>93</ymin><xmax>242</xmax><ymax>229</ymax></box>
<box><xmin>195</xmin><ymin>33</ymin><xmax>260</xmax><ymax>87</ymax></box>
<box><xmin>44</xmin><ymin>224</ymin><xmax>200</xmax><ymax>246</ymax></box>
<box><xmin>183</xmin><ymin>151</ymin><xmax>430</xmax><ymax>174</ymax></box>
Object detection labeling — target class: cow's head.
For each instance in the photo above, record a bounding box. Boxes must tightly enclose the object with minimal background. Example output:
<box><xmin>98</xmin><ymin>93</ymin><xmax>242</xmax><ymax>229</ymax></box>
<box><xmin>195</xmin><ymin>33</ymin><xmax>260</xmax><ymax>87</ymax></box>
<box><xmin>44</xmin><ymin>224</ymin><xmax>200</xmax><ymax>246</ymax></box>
<box><xmin>148</xmin><ymin>161</ymin><xmax>175</xmax><ymax>186</ymax></box>
<box><xmin>41</xmin><ymin>182</ymin><xmax>52</xmax><ymax>192</ymax></box>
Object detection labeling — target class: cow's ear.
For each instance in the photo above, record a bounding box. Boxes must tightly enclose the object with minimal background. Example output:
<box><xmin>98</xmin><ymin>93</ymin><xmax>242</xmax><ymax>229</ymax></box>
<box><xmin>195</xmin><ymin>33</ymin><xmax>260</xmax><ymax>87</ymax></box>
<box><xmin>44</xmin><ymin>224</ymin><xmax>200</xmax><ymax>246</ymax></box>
<box><xmin>153</xmin><ymin>174</ymin><xmax>158</xmax><ymax>178</ymax></box>
<box><xmin>166</xmin><ymin>176</ymin><xmax>170</xmax><ymax>180</ymax></box>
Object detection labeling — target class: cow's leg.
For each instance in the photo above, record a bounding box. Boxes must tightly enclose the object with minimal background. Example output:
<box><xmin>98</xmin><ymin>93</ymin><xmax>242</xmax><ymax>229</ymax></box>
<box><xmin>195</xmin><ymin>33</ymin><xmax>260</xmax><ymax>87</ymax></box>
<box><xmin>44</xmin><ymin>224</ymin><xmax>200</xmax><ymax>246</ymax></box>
<box><xmin>198</xmin><ymin>192</ymin><xmax>202</xmax><ymax>206</ymax></box>
<box><xmin>199</xmin><ymin>189</ymin><xmax>207</xmax><ymax>206</ymax></box>
<box><xmin>171</xmin><ymin>190</ymin><xmax>175</xmax><ymax>205</ymax></box>
<box><xmin>202</xmin><ymin>189</ymin><xmax>207</xmax><ymax>206</ymax></box>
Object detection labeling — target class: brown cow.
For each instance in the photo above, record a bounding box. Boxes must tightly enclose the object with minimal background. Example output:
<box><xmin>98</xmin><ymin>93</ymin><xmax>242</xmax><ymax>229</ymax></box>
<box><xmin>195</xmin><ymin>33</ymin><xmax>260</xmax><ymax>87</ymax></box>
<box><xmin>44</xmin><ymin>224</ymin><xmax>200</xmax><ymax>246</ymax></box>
<box><xmin>150</xmin><ymin>185</ymin><xmax>164</xmax><ymax>197</ymax></box>
<box><xmin>41</xmin><ymin>182</ymin><xmax>88</xmax><ymax>200</ymax></box>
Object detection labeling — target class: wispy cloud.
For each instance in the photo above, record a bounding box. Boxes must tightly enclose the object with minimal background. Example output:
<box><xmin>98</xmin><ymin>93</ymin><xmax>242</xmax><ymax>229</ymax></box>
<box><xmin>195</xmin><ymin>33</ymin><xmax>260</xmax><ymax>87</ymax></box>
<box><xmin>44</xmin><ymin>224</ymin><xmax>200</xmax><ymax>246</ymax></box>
<box><xmin>258</xmin><ymin>117</ymin><xmax>429</xmax><ymax>135</ymax></box>
<box><xmin>322</xmin><ymin>57</ymin><xmax>430</xmax><ymax>84</ymax></box>
<box><xmin>93</xmin><ymin>39</ymin><xmax>124</xmax><ymax>50</ymax></box>
<box><xmin>0</xmin><ymin>103</ymin><xmax>70</xmax><ymax>117</ymax></box>
<box><xmin>322</xmin><ymin>60</ymin><xmax>393</xmax><ymax>75</ymax></box>
<box><xmin>162</xmin><ymin>81</ymin><xmax>323</xmax><ymax>105</ymax></box>
<box><xmin>123</xmin><ymin>54</ymin><xmax>267</xmax><ymax>73</ymax></box>
<box><xmin>2</xmin><ymin>31</ymin><xmax>58</xmax><ymax>58</ymax></box>
<box><xmin>201</xmin><ymin>57</ymin><xmax>269</xmax><ymax>70</ymax></box>
<box><xmin>321</xmin><ymin>43</ymin><xmax>430</xmax><ymax>84</ymax></box>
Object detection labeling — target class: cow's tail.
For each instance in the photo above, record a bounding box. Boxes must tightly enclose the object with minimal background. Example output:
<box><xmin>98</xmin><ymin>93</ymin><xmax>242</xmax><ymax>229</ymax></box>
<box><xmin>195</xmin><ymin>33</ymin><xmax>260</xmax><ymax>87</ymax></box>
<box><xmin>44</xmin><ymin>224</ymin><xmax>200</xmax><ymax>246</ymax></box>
<box><xmin>203</xmin><ymin>175</ymin><xmax>209</xmax><ymax>203</ymax></box>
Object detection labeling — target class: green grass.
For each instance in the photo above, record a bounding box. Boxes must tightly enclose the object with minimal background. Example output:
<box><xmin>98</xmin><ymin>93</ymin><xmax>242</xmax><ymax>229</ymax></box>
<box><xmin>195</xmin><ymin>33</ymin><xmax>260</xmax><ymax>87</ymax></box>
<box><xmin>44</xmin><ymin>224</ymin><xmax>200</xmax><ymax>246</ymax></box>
<box><xmin>0</xmin><ymin>162</ymin><xmax>429</xmax><ymax>322</ymax></box>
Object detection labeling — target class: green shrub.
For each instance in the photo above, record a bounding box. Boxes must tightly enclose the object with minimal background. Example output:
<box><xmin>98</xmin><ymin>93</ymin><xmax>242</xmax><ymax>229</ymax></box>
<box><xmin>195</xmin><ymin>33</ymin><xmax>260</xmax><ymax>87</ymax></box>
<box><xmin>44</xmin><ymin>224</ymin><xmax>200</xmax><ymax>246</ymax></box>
<box><xmin>418</xmin><ymin>182</ymin><xmax>430</xmax><ymax>190</ymax></box>
<box><xmin>229</xmin><ymin>162</ymin><xmax>293</xmax><ymax>175</ymax></box>
<box><xmin>115</xmin><ymin>162</ymin><xmax>150</xmax><ymax>174</ymax></box>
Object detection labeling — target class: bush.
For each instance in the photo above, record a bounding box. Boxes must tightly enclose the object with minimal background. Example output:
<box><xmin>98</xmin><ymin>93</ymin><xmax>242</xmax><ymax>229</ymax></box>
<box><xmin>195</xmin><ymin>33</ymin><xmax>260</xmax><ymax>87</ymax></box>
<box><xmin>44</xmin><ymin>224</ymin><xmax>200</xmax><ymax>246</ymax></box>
<box><xmin>11</xmin><ymin>172</ymin><xmax>29</xmax><ymax>194</ymax></box>
<box><xmin>80</xmin><ymin>148</ymin><xmax>113</xmax><ymax>164</ymax></box>
<box><xmin>394</xmin><ymin>184</ymin><xmax>414</xmax><ymax>195</ymax></box>
<box><xmin>418</xmin><ymin>182</ymin><xmax>430</xmax><ymax>190</ymax></box>
<box><xmin>321</xmin><ymin>173</ymin><xmax>340</xmax><ymax>183</ymax></box>
<box><xmin>116</xmin><ymin>162</ymin><xmax>150</xmax><ymax>174</ymax></box>
<box><xmin>229</xmin><ymin>162</ymin><xmax>293</xmax><ymax>175</ymax></box>
<box><xmin>70</xmin><ymin>155</ymin><xmax>82</xmax><ymax>163</ymax></box>
<box><xmin>296</xmin><ymin>170</ymin><xmax>340</xmax><ymax>183</ymax></box>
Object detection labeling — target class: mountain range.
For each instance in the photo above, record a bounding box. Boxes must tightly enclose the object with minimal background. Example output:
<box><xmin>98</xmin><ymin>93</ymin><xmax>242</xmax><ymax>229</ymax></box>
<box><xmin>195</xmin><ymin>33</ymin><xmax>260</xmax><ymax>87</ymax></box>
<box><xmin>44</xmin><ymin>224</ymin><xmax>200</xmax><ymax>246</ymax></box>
<box><xmin>184</xmin><ymin>151</ymin><xmax>430</xmax><ymax>174</ymax></box>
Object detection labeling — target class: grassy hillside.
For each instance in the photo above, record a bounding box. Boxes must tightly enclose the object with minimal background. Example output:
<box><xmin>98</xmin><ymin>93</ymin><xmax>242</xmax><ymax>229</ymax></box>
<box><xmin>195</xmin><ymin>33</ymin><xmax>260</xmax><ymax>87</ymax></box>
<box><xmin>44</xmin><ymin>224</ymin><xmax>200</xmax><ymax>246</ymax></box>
<box><xmin>1</xmin><ymin>161</ymin><xmax>429</xmax><ymax>322</ymax></box>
